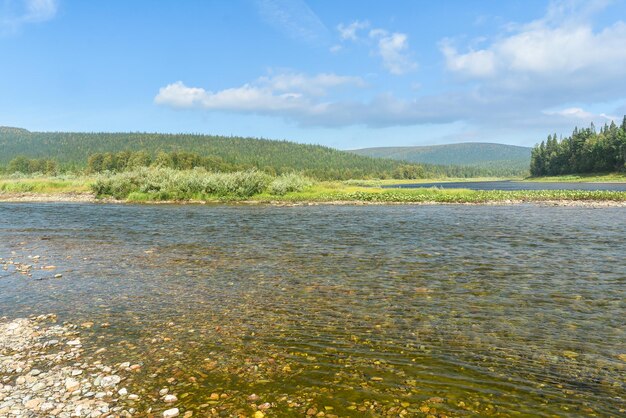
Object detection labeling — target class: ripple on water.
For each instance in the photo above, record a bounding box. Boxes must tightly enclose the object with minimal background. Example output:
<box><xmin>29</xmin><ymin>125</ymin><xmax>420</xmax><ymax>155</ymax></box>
<box><xmin>0</xmin><ymin>203</ymin><xmax>625</xmax><ymax>416</ymax></box>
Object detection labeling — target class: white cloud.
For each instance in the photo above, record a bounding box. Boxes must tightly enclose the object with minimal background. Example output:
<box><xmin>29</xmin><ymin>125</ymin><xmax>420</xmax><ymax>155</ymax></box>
<box><xmin>336</xmin><ymin>21</ymin><xmax>417</xmax><ymax>75</ymax></box>
<box><xmin>157</xmin><ymin>1</ymin><xmax>626</xmax><ymax>136</ymax></box>
<box><xmin>337</xmin><ymin>20</ymin><xmax>369</xmax><ymax>41</ymax></box>
<box><xmin>155</xmin><ymin>73</ymin><xmax>466</xmax><ymax>128</ymax></box>
<box><xmin>1</xmin><ymin>0</ymin><xmax>57</xmax><ymax>33</ymax></box>
<box><xmin>258</xmin><ymin>72</ymin><xmax>365</xmax><ymax>96</ymax></box>
<box><xmin>155</xmin><ymin>72</ymin><xmax>367</xmax><ymax>122</ymax></box>
<box><xmin>544</xmin><ymin>107</ymin><xmax>617</xmax><ymax>121</ymax></box>
<box><xmin>440</xmin><ymin>41</ymin><xmax>496</xmax><ymax>78</ymax></box>
<box><xmin>23</xmin><ymin>0</ymin><xmax>57</xmax><ymax>22</ymax></box>
<box><xmin>370</xmin><ymin>30</ymin><xmax>417</xmax><ymax>75</ymax></box>
<box><xmin>155</xmin><ymin>81</ymin><xmax>308</xmax><ymax>112</ymax></box>
<box><xmin>431</xmin><ymin>0</ymin><xmax>626</xmax><ymax>138</ymax></box>
<box><xmin>441</xmin><ymin>3</ymin><xmax>626</xmax><ymax>94</ymax></box>
<box><xmin>255</xmin><ymin>0</ymin><xmax>329</xmax><ymax>45</ymax></box>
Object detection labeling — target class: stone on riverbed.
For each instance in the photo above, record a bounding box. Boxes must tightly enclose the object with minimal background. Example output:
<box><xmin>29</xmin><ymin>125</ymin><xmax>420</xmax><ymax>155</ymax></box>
<box><xmin>164</xmin><ymin>394</ymin><xmax>178</xmax><ymax>403</ymax></box>
<box><xmin>100</xmin><ymin>374</ymin><xmax>122</xmax><ymax>387</ymax></box>
<box><xmin>163</xmin><ymin>407</ymin><xmax>180</xmax><ymax>417</ymax></box>
<box><xmin>0</xmin><ymin>316</ymin><xmax>133</xmax><ymax>418</ymax></box>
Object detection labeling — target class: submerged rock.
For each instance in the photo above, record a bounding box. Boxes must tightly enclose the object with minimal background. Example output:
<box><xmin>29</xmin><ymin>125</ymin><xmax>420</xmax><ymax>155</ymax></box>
<box><xmin>163</xmin><ymin>407</ymin><xmax>180</xmax><ymax>417</ymax></box>
<box><xmin>0</xmin><ymin>316</ymin><xmax>132</xmax><ymax>418</ymax></box>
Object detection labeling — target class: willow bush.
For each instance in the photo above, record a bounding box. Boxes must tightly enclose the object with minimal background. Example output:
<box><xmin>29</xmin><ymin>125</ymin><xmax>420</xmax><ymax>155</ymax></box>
<box><xmin>268</xmin><ymin>173</ymin><xmax>314</xmax><ymax>195</ymax></box>
<box><xmin>91</xmin><ymin>168</ymin><xmax>313</xmax><ymax>199</ymax></box>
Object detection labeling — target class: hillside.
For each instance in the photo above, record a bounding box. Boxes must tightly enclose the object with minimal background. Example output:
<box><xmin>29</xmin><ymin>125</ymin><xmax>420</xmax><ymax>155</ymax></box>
<box><xmin>0</xmin><ymin>127</ymin><xmax>490</xmax><ymax>180</ymax></box>
<box><xmin>351</xmin><ymin>143</ymin><xmax>531</xmax><ymax>175</ymax></box>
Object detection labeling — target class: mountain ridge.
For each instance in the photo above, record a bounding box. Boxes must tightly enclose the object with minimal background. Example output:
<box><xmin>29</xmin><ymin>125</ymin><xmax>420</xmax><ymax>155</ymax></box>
<box><xmin>351</xmin><ymin>142</ymin><xmax>531</xmax><ymax>172</ymax></box>
<box><xmin>0</xmin><ymin>127</ymin><xmax>501</xmax><ymax>179</ymax></box>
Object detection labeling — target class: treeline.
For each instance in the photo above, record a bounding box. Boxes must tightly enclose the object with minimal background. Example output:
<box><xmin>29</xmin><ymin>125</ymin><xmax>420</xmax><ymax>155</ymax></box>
<box><xmin>86</xmin><ymin>151</ymin><xmax>238</xmax><ymax>173</ymax></box>
<box><xmin>0</xmin><ymin>128</ymin><xmax>510</xmax><ymax>180</ymax></box>
<box><xmin>2</xmin><ymin>156</ymin><xmax>59</xmax><ymax>175</ymax></box>
<box><xmin>531</xmin><ymin>117</ymin><xmax>626</xmax><ymax>176</ymax></box>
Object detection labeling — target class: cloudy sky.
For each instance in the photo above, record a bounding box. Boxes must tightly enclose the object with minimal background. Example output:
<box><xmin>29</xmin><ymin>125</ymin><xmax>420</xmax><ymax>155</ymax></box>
<box><xmin>2</xmin><ymin>0</ymin><xmax>626</xmax><ymax>149</ymax></box>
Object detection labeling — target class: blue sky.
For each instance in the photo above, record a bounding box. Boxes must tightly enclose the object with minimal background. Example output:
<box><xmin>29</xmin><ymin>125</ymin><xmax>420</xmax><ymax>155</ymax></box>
<box><xmin>2</xmin><ymin>0</ymin><xmax>626</xmax><ymax>149</ymax></box>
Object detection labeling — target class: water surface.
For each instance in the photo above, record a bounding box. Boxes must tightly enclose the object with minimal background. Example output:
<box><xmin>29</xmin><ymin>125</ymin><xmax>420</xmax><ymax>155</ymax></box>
<box><xmin>0</xmin><ymin>203</ymin><xmax>624</xmax><ymax>416</ymax></box>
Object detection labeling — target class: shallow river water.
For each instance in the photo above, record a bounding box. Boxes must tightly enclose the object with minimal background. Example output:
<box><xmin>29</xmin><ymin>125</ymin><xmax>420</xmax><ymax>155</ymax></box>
<box><xmin>1</xmin><ymin>203</ymin><xmax>625</xmax><ymax>417</ymax></box>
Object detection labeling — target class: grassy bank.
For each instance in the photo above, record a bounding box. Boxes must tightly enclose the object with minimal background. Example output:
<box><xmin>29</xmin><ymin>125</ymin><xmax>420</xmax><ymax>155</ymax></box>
<box><xmin>2</xmin><ymin>170</ymin><xmax>626</xmax><ymax>204</ymax></box>
<box><xmin>343</xmin><ymin>177</ymin><xmax>520</xmax><ymax>187</ymax></box>
<box><xmin>0</xmin><ymin>176</ymin><xmax>92</xmax><ymax>193</ymax></box>
<box><xmin>271</xmin><ymin>187</ymin><xmax>626</xmax><ymax>204</ymax></box>
<box><xmin>525</xmin><ymin>172</ymin><xmax>626</xmax><ymax>182</ymax></box>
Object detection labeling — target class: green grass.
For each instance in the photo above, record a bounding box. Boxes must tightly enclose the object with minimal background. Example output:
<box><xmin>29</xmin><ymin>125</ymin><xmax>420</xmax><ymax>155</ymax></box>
<box><xmin>258</xmin><ymin>185</ymin><xmax>626</xmax><ymax>203</ymax></box>
<box><xmin>343</xmin><ymin>177</ymin><xmax>520</xmax><ymax>187</ymax></box>
<box><xmin>525</xmin><ymin>172</ymin><xmax>626</xmax><ymax>182</ymax></box>
<box><xmin>0</xmin><ymin>176</ymin><xmax>92</xmax><ymax>193</ymax></box>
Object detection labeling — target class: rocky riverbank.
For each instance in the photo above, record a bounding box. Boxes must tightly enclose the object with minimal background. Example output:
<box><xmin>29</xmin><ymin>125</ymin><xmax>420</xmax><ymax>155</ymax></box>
<box><xmin>0</xmin><ymin>316</ymin><xmax>142</xmax><ymax>418</ymax></box>
<box><xmin>0</xmin><ymin>192</ymin><xmax>98</xmax><ymax>203</ymax></box>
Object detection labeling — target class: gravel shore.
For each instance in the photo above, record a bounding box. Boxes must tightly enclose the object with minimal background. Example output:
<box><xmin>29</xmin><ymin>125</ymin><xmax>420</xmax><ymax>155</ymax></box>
<box><xmin>0</xmin><ymin>316</ymin><xmax>138</xmax><ymax>418</ymax></box>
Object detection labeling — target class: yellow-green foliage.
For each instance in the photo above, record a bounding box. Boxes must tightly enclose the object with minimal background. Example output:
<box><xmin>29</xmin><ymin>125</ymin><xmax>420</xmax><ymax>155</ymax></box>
<box><xmin>0</xmin><ymin>177</ymin><xmax>90</xmax><ymax>193</ymax></box>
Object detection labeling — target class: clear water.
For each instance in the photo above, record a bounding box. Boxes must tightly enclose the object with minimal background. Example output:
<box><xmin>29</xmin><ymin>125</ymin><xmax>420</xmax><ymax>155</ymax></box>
<box><xmin>1</xmin><ymin>203</ymin><xmax>625</xmax><ymax>417</ymax></box>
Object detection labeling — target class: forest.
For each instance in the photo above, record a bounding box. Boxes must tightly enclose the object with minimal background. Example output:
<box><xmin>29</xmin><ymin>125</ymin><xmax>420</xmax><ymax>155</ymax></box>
<box><xmin>352</xmin><ymin>143</ymin><xmax>531</xmax><ymax>177</ymax></box>
<box><xmin>530</xmin><ymin>117</ymin><xmax>626</xmax><ymax>176</ymax></box>
<box><xmin>0</xmin><ymin>128</ymin><xmax>500</xmax><ymax>180</ymax></box>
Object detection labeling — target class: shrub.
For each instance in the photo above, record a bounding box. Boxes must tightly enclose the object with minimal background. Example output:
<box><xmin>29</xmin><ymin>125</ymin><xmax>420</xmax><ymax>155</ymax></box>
<box><xmin>268</xmin><ymin>173</ymin><xmax>314</xmax><ymax>195</ymax></box>
<box><xmin>91</xmin><ymin>168</ymin><xmax>273</xmax><ymax>199</ymax></box>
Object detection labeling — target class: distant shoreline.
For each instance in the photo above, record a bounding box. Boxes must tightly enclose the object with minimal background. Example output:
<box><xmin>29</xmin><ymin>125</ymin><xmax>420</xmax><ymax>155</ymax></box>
<box><xmin>2</xmin><ymin>192</ymin><xmax>626</xmax><ymax>207</ymax></box>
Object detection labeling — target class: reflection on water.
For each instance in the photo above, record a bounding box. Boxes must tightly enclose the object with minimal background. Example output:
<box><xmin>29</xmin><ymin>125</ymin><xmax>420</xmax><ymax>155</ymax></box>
<box><xmin>1</xmin><ymin>203</ymin><xmax>625</xmax><ymax>416</ymax></box>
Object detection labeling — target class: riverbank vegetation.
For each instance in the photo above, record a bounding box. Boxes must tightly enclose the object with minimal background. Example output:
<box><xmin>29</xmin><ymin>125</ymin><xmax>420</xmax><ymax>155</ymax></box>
<box><xmin>530</xmin><ymin>117</ymin><xmax>626</xmax><ymax>176</ymax></box>
<box><xmin>91</xmin><ymin>168</ymin><xmax>314</xmax><ymax>200</ymax></box>
<box><xmin>3</xmin><ymin>170</ymin><xmax>626</xmax><ymax>204</ymax></box>
<box><xmin>525</xmin><ymin>172</ymin><xmax>626</xmax><ymax>182</ymax></box>
<box><xmin>0</xmin><ymin>174</ymin><xmax>90</xmax><ymax>194</ymax></box>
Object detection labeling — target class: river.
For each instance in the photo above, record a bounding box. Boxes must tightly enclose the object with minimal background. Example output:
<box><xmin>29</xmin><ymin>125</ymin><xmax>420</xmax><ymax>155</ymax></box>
<box><xmin>1</xmin><ymin>203</ymin><xmax>624</xmax><ymax>416</ymax></box>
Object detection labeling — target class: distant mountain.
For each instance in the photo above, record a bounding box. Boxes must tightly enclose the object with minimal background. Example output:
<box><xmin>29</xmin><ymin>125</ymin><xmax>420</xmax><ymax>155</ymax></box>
<box><xmin>351</xmin><ymin>143</ymin><xmax>532</xmax><ymax>174</ymax></box>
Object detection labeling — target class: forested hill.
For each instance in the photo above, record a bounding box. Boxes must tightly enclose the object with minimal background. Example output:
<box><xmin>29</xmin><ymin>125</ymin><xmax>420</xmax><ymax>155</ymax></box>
<box><xmin>351</xmin><ymin>143</ymin><xmax>531</xmax><ymax>175</ymax></box>
<box><xmin>0</xmin><ymin>128</ymin><xmax>492</xmax><ymax>179</ymax></box>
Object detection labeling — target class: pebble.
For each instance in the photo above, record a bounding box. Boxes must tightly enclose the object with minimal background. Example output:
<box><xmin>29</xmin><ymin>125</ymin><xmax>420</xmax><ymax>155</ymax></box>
<box><xmin>100</xmin><ymin>375</ymin><xmax>121</xmax><ymax>387</ymax></box>
<box><xmin>0</xmin><ymin>317</ymin><xmax>130</xmax><ymax>418</ymax></box>
<box><xmin>65</xmin><ymin>378</ymin><xmax>80</xmax><ymax>392</ymax></box>
<box><xmin>163</xmin><ymin>407</ymin><xmax>180</xmax><ymax>417</ymax></box>
<box><xmin>164</xmin><ymin>394</ymin><xmax>178</xmax><ymax>403</ymax></box>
